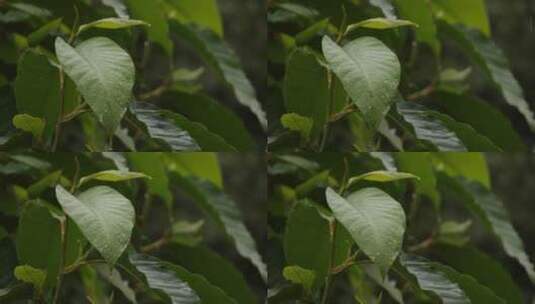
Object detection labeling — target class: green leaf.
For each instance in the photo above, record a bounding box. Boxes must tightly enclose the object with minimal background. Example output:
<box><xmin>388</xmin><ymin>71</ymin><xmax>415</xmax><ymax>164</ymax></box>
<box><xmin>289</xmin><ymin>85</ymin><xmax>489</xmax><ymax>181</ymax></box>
<box><xmin>396</xmin><ymin>100</ymin><xmax>466</xmax><ymax>151</ymax></box>
<box><xmin>280</xmin><ymin>113</ymin><xmax>313</xmax><ymax>142</ymax></box>
<box><xmin>127</xmin><ymin>153</ymin><xmax>173</xmax><ymax>207</ymax></box>
<box><xmin>160</xmin><ymin>91</ymin><xmax>256</xmax><ymax>151</ymax></box>
<box><xmin>431</xmin><ymin>245</ymin><xmax>524</xmax><ymax>304</ymax></box>
<box><xmin>431</xmin><ymin>91</ymin><xmax>525</xmax><ymax>151</ymax></box>
<box><xmin>16</xmin><ymin>201</ymin><xmax>83</xmax><ymax>287</ymax></box>
<box><xmin>78</xmin><ymin>18</ymin><xmax>149</xmax><ymax>34</ymax></box>
<box><xmin>399</xmin><ymin>253</ymin><xmax>469</xmax><ymax>304</ymax></box>
<box><xmin>431</xmin><ymin>0</ymin><xmax>490</xmax><ymax>36</ymax></box>
<box><xmin>347</xmin><ymin>170</ymin><xmax>419</xmax><ymax>187</ymax></box>
<box><xmin>174</xmin><ymin>175</ymin><xmax>267</xmax><ymax>282</ymax></box>
<box><xmin>322</xmin><ymin>36</ymin><xmax>401</xmax><ymax>129</ymax></box>
<box><xmin>27</xmin><ymin>170</ymin><xmax>63</xmax><ymax>197</ymax></box>
<box><xmin>27</xmin><ymin>18</ymin><xmax>63</xmax><ymax>46</ymax></box>
<box><xmin>101</xmin><ymin>0</ymin><xmax>129</xmax><ymax>18</ymax></box>
<box><xmin>124</xmin><ymin>0</ymin><xmax>173</xmax><ymax>54</ymax></box>
<box><xmin>441</xmin><ymin>176</ymin><xmax>535</xmax><ymax>284</ymax></box>
<box><xmin>395</xmin><ymin>153</ymin><xmax>440</xmax><ymax>207</ymax></box>
<box><xmin>165</xmin><ymin>153</ymin><xmax>222</xmax><ymax>189</ymax></box>
<box><xmin>158</xmin><ymin>244</ymin><xmax>257</xmax><ymax>304</ymax></box>
<box><xmin>55</xmin><ymin>37</ymin><xmax>135</xmax><ymax>133</ymax></box>
<box><xmin>167</xmin><ymin>0</ymin><xmax>223</xmax><ymax>37</ymax></box>
<box><xmin>284</xmin><ymin>200</ymin><xmax>352</xmax><ymax>283</ymax></box>
<box><xmin>325</xmin><ymin>187</ymin><xmax>406</xmax><ymax>271</ymax></box>
<box><xmin>361</xmin><ymin>264</ymin><xmax>404</xmax><ymax>304</ymax></box>
<box><xmin>129</xmin><ymin>102</ymin><xmax>200</xmax><ymax>151</ymax></box>
<box><xmin>394</xmin><ymin>0</ymin><xmax>440</xmax><ymax>54</ymax></box>
<box><xmin>346</xmin><ymin>18</ymin><xmax>418</xmax><ymax>32</ymax></box>
<box><xmin>55</xmin><ymin>185</ymin><xmax>135</xmax><ymax>265</ymax></box>
<box><xmin>432</xmin><ymin>152</ymin><xmax>490</xmax><ymax>188</ymax></box>
<box><xmin>14</xmin><ymin>50</ymin><xmax>77</xmax><ymax>140</ymax></box>
<box><xmin>284</xmin><ymin>48</ymin><xmax>329</xmax><ymax>138</ymax></box>
<box><xmin>93</xmin><ymin>264</ymin><xmax>137</xmax><ymax>304</ymax></box>
<box><xmin>128</xmin><ymin>253</ymin><xmax>200</xmax><ymax>304</ymax></box>
<box><xmin>283</xmin><ymin>266</ymin><xmax>316</xmax><ymax>292</ymax></box>
<box><xmin>169</xmin><ymin>21</ymin><xmax>267</xmax><ymax>130</ymax></box>
<box><xmin>439</xmin><ymin>22</ymin><xmax>535</xmax><ymax>132</ymax></box>
<box><xmin>78</xmin><ymin>170</ymin><xmax>150</xmax><ymax>186</ymax></box>
<box><xmin>436</xmin><ymin>220</ymin><xmax>472</xmax><ymax>246</ymax></box>
<box><xmin>13</xmin><ymin>265</ymin><xmax>45</xmax><ymax>291</ymax></box>
<box><xmin>12</xmin><ymin>114</ymin><xmax>45</xmax><ymax>140</ymax></box>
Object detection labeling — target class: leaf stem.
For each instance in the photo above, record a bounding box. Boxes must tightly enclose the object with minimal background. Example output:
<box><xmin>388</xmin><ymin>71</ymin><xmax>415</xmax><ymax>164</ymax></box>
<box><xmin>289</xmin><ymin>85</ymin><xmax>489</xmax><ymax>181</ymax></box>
<box><xmin>52</xmin><ymin>67</ymin><xmax>66</xmax><ymax>152</ymax></box>
<box><xmin>53</xmin><ymin>218</ymin><xmax>68</xmax><ymax>304</ymax></box>
<box><xmin>321</xmin><ymin>220</ymin><xmax>338</xmax><ymax>304</ymax></box>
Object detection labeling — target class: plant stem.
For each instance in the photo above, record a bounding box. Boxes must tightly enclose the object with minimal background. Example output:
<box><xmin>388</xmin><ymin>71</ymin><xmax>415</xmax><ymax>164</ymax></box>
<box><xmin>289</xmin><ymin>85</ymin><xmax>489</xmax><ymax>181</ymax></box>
<box><xmin>52</xmin><ymin>68</ymin><xmax>66</xmax><ymax>152</ymax></box>
<box><xmin>321</xmin><ymin>220</ymin><xmax>338</xmax><ymax>304</ymax></box>
<box><xmin>53</xmin><ymin>218</ymin><xmax>68</xmax><ymax>304</ymax></box>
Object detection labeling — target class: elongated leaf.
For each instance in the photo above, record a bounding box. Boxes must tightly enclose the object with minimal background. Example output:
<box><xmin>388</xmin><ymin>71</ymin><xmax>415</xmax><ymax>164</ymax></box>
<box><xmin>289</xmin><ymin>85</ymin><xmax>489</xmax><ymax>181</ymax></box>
<box><xmin>55</xmin><ymin>37</ymin><xmax>135</xmax><ymax>133</ymax></box>
<box><xmin>28</xmin><ymin>18</ymin><xmax>63</xmax><ymax>46</ymax></box>
<box><xmin>78</xmin><ymin>170</ymin><xmax>150</xmax><ymax>186</ymax></box>
<box><xmin>160</xmin><ymin>91</ymin><xmax>255</xmax><ymax>151</ymax></box>
<box><xmin>129</xmin><ymin>253</ymin><xmax>200</xmax><ymax>304</ymax></box>
<box><xmin>347</xmin><ymin>18</ymin><xmax>417</xmax><ymax>32</ymax></box>
<box><xmin>158</xmin><ymin>244</ymin><xmax>257</xmax><ymax>304</ymax></box>
<box><xmin>347</xmin><ymin>170</ymin><xmax>419</xmax><ymax>186</ymax></box>
<box><xmin>124</xmin><ymin>0</ymin><xmax>172</xmax><ymax>54</ymax></box>
<box><xmin>431</xmin><ymin>0</ymin><xmax>490</xmax><ymax>36</ymax></box>
<box><xmin>431</xmin><ymin>91</ymin><xmax>525</xmax><ymax>151</ymax></box>
<box><xmin>167</xmin><ymin>0</ymin><xmax>223</xmax><ymax>37</ymax></box>
<box><xmin>396</xmin><ymin>100</ymin><xmax>466</xmax><ymax>151</ymax></box>
<box><xmin>284</xmin><ymin>200</ymin><xmax>352</xmax><ymax>283</ymax></box>
<box><xmin>130</xmin><ymin>102</ymin><xmax>200</xmax><ymax>151</ymax></box>
<box><xmin>55</xmin><ymin>185</ymin><xmax>135</xmax><ymax>265</ymax></box>
<box><xmin>174</xmin><ymin>175</ymin><xmax>267</xmax><ymax>281</ymax></box>
<box><xmin>432</xmin><ymin>152</ymin><xmax>490</xmax><ymax>188</ymax></box>
<box><xmin>369</xmin><ymin>0</ymin><xmax>397</xmax><ymax>19</ymax></box>
<box><xmin>169</xmin><ymin>21</ymin><xmax>267</xmax><ymax>129</ymax></box>
<box><xmin>441</xmin><ymin>176</ymin><xmax>535</xmax><ymax>284</ymax></box>
<box><xmin>439</xmin><ymin>22</ymin><xmax>535</xmax><ymax>132</ymax></box>
<box><xmin>325</xmin><ymin>187</ymin><xmax>405</xmax><ymax>271</ymax></box>
<box><xmin>431</xmin><ymin>245</ymin><xmax>524</xmax><ymax>304</ymax></box>
<box><xmin>284</xmin><ymin>48</ymin><xmax>329</xmax><ymax>138</ymax></box>
<box><xmin>399</xmin><ymin>253</ymin><xmax>470</xmax><ymax>304</ymax></box>
<box><xmin>27</xmin><ymin>170</ymin><xmax>63</xmax><ymax>197</ymax></box>
<box><xmin>322</xmin><ymin>36</ymin><xmax>400</xmax><ymax>129</ymax></box>
<box><xmin>394</xmin><ymin>0</ymin><xmax>440</xmax><ymax>54</ymax></box>
<box><xmin>78</xmin><ymin>18</ymin><xmax>149</xmax><ymax>34</ymax></box>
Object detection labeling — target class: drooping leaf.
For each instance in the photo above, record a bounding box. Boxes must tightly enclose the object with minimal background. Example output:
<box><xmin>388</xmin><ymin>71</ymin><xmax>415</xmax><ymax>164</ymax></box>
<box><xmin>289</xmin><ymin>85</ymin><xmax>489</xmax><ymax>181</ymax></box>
<box><xmin>16</xmin><ymin>201</ymin><xmax>83</xmax><ymax>287</ymax></box>
<box><xmin>93</xmin><ymin>264</ymin><xmax>137</xmax><ymax>304</ymax></box>
<box><xmin>362</xmin><ymin>264</ymin><xmax>404</xmax><ymax>304</ymax></box>
<box><xmin>166</xmin><ymin>0</ymin><xmax>223</xmax><ymax>37</ymax></box>
<box><xmin>431</xmin><ymin>91</ymin><xmax>525</xmax><ymax>151</ymax></box>
<box><xmin>158</xmin><ymin>244</ymin><xmax>257</xmax><ymax>304</ymax></box>
<box><xmin>394</xmin><ymin>0</ymin><xmax>440</xmax><ymax>54</ymax></box>
<box><xmin>369</xmin><ymin>0</ymin><xmax>397</xmax><ymax>19</ymax></box>
<box><xmin>325</xmin><ymin>187</ymin><xmax>406</xmax><ymax>271</ymax></box>
<box><xmin>431</xmin><ymin>244</ymin><xmax>524</xmax><ymax>304</ymax></box>
<box><xmin>284</xmin><ymin>200</ymin><xmax>352</xmax><ymax>283</ymax></box>
<box><xmin>440</xmin><ymin>176</ymin><xmax>535</xmax><ymax>284</ymax></box>
<box><xmin>322</xmin><ymin>36</ymin><xmax>401</xmax><ymax>129</ymax></box>
<box><xmin>174</xmin><ymin>175</ymin><xmax>267</xmax><ymax>282</ymax></box>
<box><xmin>347</xmin><ymin>170</ymin><xmax>419</xmax><ymax>187</ymax></box>
<box><xmin>127</xmin><ymin>153</ymin><xmax>173</xmax><ymax>207</ymax></box>
<box><xmin>12</xmin><ymin>114</ymin><xmax>45</xmax><ymax>140</ymax></box>
<box><xmin>284</xmin><ymin>48</ymin><xmax>329</xmax><ymax>138</ymax></box>
<box><xmin>431</xmin><ymin>0</ymin><xmax>490</xmax><ymax>36</ymax></box>
<box><xmin>124</xmin><ymin>0</ymin><xmax>173</xmax><ymax>54</ymax></box>
<box><xmin>55</xmin><ymin>37</ymin><xmax>135</xmax><ymax>133</ymax></box>
<box><xmin>169</xmin><ymin>21</ymin><xmax>267</xmax><ymax>130</ymax></box>
<box><xmin>101</xmin><ymin>0</ymin><xmax>129</xmax><ymax>18</ymax></box>
<box><xmin>160</xmin><ymin>91</ymin><xmax>256</xmax><ymax>151</ymax></box>
<box><xmin>129</xmin><ymin>102</ymin><xmax>200</xmax><ymax>151</ymax></box>
<box><xmin>78</xmin><ymin>18</ymin><xmax>149</xmax><ymax>34</ymax></box>
<box><xmin>346</xmin><ymin>18</ymin><xmax>417</xmax><ymax>32</ymax></box>
<box><xmin>78</xmin><ymin>170</ymin><xmax>150</xmax><ymax>186</ymax></box>
<box><xmin>439</xmin><ymin>22</ymin><xmax>535</xmax><ymax>132</ymax></box>
<box><xmin>396</xmin><ymin>100</ymin><xmax>466</xmax><ymax>151</ymax></box>
<box><xmin>55</xmin><ymin>185</ymin><xmax>135</xmax><ymax>265</ymax></box>
<box><xmin>128</xmin><ymin>253</ymin><xmax>200</xmax><ymax>304</ymax></box>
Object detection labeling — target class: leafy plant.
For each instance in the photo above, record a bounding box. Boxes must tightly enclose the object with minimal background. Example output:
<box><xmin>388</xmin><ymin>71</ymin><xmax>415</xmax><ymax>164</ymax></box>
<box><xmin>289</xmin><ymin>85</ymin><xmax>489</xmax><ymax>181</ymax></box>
<box><xmin>268</xmin><ymin>152</ymin><xmax>534</xmax><ymax>303</ymax></box>
<box><xmin>0</xmin><ymin>0</ymin><xmax>265</xmax><ymax>152</ymax></box>
<box><xmin>267</xmin><ymin>0</ymin><xmax>534</xmax><ymax>151</ymax></box>
<box><xmin>0</xmin><ymin>152</ymin><xmax>266</xmax><ymax>303</ymax></box>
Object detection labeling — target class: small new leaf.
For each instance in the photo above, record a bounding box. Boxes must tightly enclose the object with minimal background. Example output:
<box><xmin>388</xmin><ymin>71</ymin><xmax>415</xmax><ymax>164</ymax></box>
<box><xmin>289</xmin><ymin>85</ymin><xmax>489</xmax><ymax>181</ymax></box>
<box><xmin>346</xmin><ymin>18</ymin><xmax>418</xmax><ymax>33</ymax></box>
<box><xmin>78</xmin><ymin>18</ymin><xmax>150</xmax><ymax>35</ymax></box>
